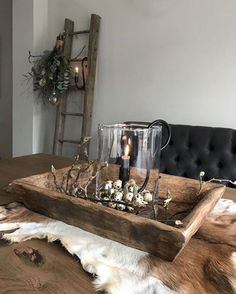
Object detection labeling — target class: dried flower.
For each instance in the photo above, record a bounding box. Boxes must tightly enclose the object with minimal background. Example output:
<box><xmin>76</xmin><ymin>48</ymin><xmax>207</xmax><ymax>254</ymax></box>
<box><xmin>199</xmin><ymin>171</ymin><xmax>205</xmax><ymax>178</ymax></box>
<box><xmin>39</xmin><ymin>78</ymin><xmax>46</xmax><ymax>87</ymax></box>
<box><xmin>175</xmin><ymin>220</ymin><xmax>183</xmax><ymax>226</ymax></box>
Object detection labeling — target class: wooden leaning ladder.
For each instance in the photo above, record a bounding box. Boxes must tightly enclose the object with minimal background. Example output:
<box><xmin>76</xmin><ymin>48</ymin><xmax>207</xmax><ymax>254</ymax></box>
<box><xmin>53</xmin><ymin>14</ymin><xmax>101</xmax><ymax>156</ymax></box>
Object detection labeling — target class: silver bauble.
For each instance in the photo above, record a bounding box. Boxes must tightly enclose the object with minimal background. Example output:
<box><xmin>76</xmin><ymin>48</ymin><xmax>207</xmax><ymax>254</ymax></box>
<box><xmin>49</xmin><ymin>91</ymin><xmax>58</xmax><ymax>105</ymax></box>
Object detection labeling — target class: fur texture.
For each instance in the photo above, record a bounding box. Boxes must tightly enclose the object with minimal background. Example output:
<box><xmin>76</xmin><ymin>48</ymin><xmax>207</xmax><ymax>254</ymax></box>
<box><xmin>0</xmin><ymin>199</ymin><xmax>235</xmax><ymax>294</ymax></box>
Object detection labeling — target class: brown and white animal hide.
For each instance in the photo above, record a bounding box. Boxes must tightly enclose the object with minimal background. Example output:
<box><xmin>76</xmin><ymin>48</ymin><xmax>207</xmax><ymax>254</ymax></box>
<box><xmin>0</xmin><ymin>199</ymin><xmax>235</xmax><ymax>294</ymax></box>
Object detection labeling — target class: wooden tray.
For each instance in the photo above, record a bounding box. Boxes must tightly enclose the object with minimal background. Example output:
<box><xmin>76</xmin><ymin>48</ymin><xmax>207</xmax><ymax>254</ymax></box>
<box><xmin>8</xmin><ymin>168</ymin><xmax>225</xmax><ymax>261</ymax></box>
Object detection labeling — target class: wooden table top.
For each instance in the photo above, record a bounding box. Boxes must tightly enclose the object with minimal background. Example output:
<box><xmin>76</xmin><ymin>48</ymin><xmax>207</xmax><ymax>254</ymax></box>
<box><xmin>0</xmin><ymin>153</ymin><xmax>235</xmax><ymax>293</ymax></box>
<box><xmin>0</xmin><ymin>154</ymin><xmax>95</xmax><ymax>294</ymax></box>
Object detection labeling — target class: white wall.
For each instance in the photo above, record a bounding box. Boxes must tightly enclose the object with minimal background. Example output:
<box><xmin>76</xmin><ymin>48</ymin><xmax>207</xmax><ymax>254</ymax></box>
<box><xmin>12</xmin><ymin>0</ymin><xmax>55</xmax><ymax>156</ymax></box>
<box><xmin>13</xmin><ymin>0</ymin><xmax>34</xmax><ymax>156</ymax></box>
<box><xmin>33</xmin><ymin>0</ymin><xmax>56</xmax><ymax>154</ymax></box>
<box><xmin>12</xmin><ymin>0</ymin><xmax>236</xmax><ymax>157</ymax></box>
<box><xmin>46</xmin><ymin>0</ymin><xmax>236</xmax><ymax>158</ymax></box>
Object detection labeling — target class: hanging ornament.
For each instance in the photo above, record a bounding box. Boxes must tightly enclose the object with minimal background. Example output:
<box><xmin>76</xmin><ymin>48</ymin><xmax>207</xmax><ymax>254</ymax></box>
<box><xmin>48</xmin><ymin>90</ymin><xmax>58</xmax><ymax>105</ymax></box>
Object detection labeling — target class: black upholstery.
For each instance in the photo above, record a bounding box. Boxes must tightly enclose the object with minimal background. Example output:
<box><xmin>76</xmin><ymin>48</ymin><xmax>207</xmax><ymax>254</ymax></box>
<box><xmin>161</xmin><ymin>124</ymin><xmax>236</xmax><ymax>185</ymax></box>
<box><xmin>125</xmin><ymin>121</ymin><xmax>236</xmax><ymax>186</ymax></box>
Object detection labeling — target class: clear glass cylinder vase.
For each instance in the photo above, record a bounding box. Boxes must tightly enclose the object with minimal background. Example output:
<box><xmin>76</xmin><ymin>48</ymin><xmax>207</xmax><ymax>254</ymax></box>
<box><xmin>96</xmin><ymin>123</ymin><xmax>163</xmax><ymax>219</ymax></box>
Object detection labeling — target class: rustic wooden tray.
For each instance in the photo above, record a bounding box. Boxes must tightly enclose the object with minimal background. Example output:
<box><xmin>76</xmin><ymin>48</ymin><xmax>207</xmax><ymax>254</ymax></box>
<box><xmin>8</xmin><ymin>167</ymin><xmax>225</xmax><ymax>261</ymax></box>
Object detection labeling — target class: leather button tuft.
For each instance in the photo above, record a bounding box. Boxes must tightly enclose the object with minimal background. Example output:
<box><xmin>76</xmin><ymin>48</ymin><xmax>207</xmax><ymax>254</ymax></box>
<box><xmin>175</xmin><ymin>156</ymin><xmax>180</xmax><ymax>162</ymax></box>
<box><xmin>218</xmin><ymin>162</ymin><xmax>223</xmax><ymax>168</ymax></box>
<box><xmin>209</xmin><ymin>145</ymin><xmax>214</xmax><ymax>151</ymax></box>
<box><xmin>195</xmin><ymin>159</ymin><xmax>201</xmax><ymax>166</ymax></box>
<box><xmin>188</xmin><ymin>142</ymin><xmax>192</xmax><ymax>148</ymax></box>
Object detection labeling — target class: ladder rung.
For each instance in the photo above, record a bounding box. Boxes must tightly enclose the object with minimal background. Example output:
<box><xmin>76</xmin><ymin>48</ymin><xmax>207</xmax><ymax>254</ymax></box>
<box><xmin>70</xmin><ymin>58</ymin><xmax>83</xmax><ymax>62</ymax></box>
<box><xmin>61</xmin><ymin>112</ymin><xmax>84</xmax><ymax>117</ymax></box>
<box><xmin>71</xmin><ymin>85</ymin><xmax>86</xmax><ymax>91</ymax></box>
<box><xmin>59</xmin><ymin>139</ymin><xmax>81</xmax><ymax>144</ymax></box>
<box><xmin>70</xmin><ymin>30</ymin><xmax>90</xmax><ymax>36</ymax></box>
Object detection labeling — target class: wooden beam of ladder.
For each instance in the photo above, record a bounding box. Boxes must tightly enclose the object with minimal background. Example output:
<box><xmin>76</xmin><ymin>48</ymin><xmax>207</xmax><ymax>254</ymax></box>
<box><xmin>70</xmin><ymin>30</ymin><xmax>90</xmax><ymax>36</ymax></box>
<box><xmin>81</xmin><ymin>14</ymin><xmax>100</xmax><ymax>139</ymax></box>
<box><xmin>53</xmin><ymin>18</ymin><xmax>74</xmax><ymax>155</ymax></box>
<box><xmin>53</xmin><ymin>14</ymin><xmax>101</xmax><ymax>157</ymax></box>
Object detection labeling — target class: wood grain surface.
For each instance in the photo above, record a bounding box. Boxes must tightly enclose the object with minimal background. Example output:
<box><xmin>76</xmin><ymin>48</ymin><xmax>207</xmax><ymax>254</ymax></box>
<box><xmin>8</xmin><ymin>161</ymin><xmax>225</xmax><ymax>261</ymax></box>
<box><xmin>0</xmin><ymin>154</ymin><xmax>234</xmax><ymax>293</ymax></box>
<box><xmin>0</xmin><ymin>154</ymin><xmax>72</xmax><ymax>205</ymax></box>
<box><xmin>0</xmin><ymin>155</ymin><xmax>96</xmax><ymax>294</ymax></box>
<box><xmin>0</xmin><ymin>239</ymin><xmax>95</xmax><ymax>294</ymax></box>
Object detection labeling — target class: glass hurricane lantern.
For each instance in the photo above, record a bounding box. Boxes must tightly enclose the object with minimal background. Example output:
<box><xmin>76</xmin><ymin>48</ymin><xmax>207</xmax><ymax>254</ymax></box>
<box><xmin>96</xmin><ymin>120</ymin><xmax>171</xmax><ymax>219</ymax></box>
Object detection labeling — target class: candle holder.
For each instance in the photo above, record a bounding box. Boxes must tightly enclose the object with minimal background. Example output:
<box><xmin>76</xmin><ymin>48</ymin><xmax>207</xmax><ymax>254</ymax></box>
<box><xmin>96</xmin><ymin>120</ymin><xmax>171</xmax><ymax>218</ymax></box>
<box><xmin>74</xmin><ymin>57</ymin><xmax>88</xmax><ymax>90</ymax></box>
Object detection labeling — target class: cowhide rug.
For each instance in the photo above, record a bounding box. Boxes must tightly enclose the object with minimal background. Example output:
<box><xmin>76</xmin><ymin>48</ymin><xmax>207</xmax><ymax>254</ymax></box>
<box><xmin>0</xmin><ymin>198</ymin><xmax>235</xmax><ymax>294</ymax></box>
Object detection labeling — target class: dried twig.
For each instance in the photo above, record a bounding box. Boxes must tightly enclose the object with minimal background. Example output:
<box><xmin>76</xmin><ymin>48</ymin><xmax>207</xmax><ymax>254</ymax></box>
<box><xmin>71</xmin><ymin>161</ymin><xmax>95</xmax><ymax>197</ymax></box>
<box><xmin>206</xmin><ymin>178</ymin><xmax>236</xmax><ymax>186</ymax></box>
<box><xmin>74</xmin><ymin>160</ymin><xmax>94</xmax><ymax>185</ymax></box>
<box><xmin>70</xmin><ymin>45</ymin><xmax>86</xmax><ymax>61</ymax></box>
<box><xmin>77</xmin><ymin>136</ymin><xmax>91</xmax><ymax>161</ymax></box>
<box><xmin>65</xmin><ymin>155</ymin><xmax>80</xmax><ymax>193</ymax></box>
<box><xmin>163</xmin><ymin>189</ymin><xmax>172</xmax><ymax>223</ymax></box>
<box><xmin>169</xmin><ymin>208</ymin><xmax>191</xmax><ymax>219</ymax></box>
<box><xmin>198</xmin><ymin>171</ymin><xmax>236</xmax><ymax>190</ymax></box>
<box><xmin>28</xmin><ymin>51</ymin><xmax>43</xmax><ymax>63</ymax></box>
<box><xmin>87</xmin><ymin>197</ymin><xmax>127</xmax><ymax>206</ymax></box>
<box><xmin>78</xmin><ymin>162</ymin><xmax>108</xmax><ymax>198</ymax></box>
<box><xmin>165</xmin><ymin>173</ymin><xmax>205</xmax><ymax>221</ymax></box>
<box><xmin>169</xmin><ymin>171</ymin><xmax>236</xmax><ymax>222</ymax></box>
<box><xmin>163</xmin><ymin>190</ymin><xmax>172</xmax><ymax>208</ymax></box>
<box><xmin>51</xmin><ymin>165</ymin><xmax>63</xmax><ymax>192</ymax></box>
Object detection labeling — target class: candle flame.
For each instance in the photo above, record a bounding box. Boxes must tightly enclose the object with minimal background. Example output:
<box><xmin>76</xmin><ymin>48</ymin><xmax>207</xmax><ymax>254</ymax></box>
<box><xmin>124</xmin><ymin>144</ymin><xmax>130</xmax><ymax>156</ymax></box>
<box><xmin>75</xmin><ymin>66</ymin><xmax>79</xmax><ymax>73</ymax></box>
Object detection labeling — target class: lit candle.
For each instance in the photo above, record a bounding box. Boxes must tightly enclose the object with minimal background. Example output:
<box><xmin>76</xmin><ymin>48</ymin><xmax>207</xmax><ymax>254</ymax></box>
<box><xmin>119</xmin><ymin>137</ymin><xmax>131</xmax><ymax>185</ymax></box>
<box><xmin>75</xmin><ymin>66</ymin><xmax>79</xmax><ymax>76</ymax></box>
<box><xmin>74</xmin><ymin>66</ymin><xmax>79</xmax><ymax>85</ymax></box>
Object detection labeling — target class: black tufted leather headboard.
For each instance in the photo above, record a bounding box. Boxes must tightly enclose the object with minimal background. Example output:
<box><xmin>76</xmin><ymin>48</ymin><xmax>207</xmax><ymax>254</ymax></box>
<box><xmin>161</xmin><ymin>124</ymin><xmax>236</xmax><ymax>186</ymax></box>
<box><xmin>125</xmin><ymin>121</ymin><xmax>236</xmax><ymax>186</ymax></box>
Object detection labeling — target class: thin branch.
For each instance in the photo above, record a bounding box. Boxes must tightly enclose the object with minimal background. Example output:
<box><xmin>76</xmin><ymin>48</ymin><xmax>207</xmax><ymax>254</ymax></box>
<box><xmin>81</xmin><ymin>162</ymin><xmax>108</xmax><ymax>198</ymax></box>
<box><xmin>65</xmin><ymin>155</ymin><xmax>80</xmax><ymax>192</ymax></box>
<box><xmin>87</xmin><ymin>197</ymin><xmax>127</xmax><ymax>206</ymax></box>
<box><xmin>70</xmin><ymin>45</ymin><xmax>86</xmax><ymax>61</ymax></box>
<box><xmin>73</xmin><ymin>161</ymin><xmax>94</xmax><ymax>185</ymax></box>
<box><xmin>169</xmin><ymin>208</ymin><xmax>191</xmax><ymax>219</ymax></box>
<box><xmin>51</xmin><ymin>165</ymin><xmax>63</xmax><ymax>192</ymax></box>
<box><xmin>28</xmin><ymin>51</ymin><xmax>43</xmax><ymax>64</ymax></box>
<box><xmin>206</xmin><ymin>178</ymin><xmax>236</xmax><ymax>186</ymax></box>
<box><xmin>168</xmin><ymin>172</ymin><xmax>236</xmax><ymax>221</ymax></box>
<box><xmin>73</xmin><ymin>162</ymin><xmax>95</xmax><ymax>197</ymax></box>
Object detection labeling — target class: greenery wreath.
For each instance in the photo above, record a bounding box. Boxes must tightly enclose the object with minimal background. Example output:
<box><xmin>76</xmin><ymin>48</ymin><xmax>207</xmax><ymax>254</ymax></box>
<box><xmin>25</xmin><ymin>33</ymin><xmax>72</xmax><ymax>105</ymax></box>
